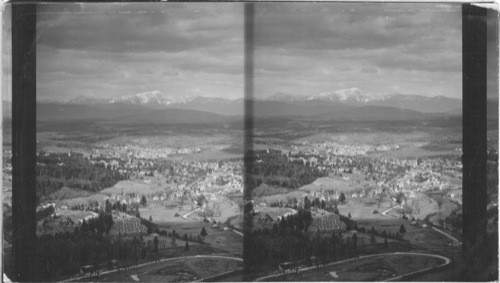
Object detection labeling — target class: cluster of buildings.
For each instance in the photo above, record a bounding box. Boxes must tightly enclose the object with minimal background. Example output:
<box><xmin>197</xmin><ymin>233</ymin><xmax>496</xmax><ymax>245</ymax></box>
<box><xmin>291</xmin><ymin>141</ymin><xmax>400</xmax><ymax>157</ymax></box>
<box><xmin>272</xmin><ymin>143</ymin><xmax>462</xmax><ymax>208</ymax></box>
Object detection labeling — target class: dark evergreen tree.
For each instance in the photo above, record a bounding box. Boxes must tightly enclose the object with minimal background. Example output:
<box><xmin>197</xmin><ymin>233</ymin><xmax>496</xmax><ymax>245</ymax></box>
<box><xmin>339</xmin><ymin>193</ymin><xmax>346</xmax><ymax>204</ymax></box>
<box><xmin>399</xmin><ymin>224</ymin><xmax>406</xmax><ymax>234</ymax></box>
<box><xmin>140</xmin><ymin>196</ymin><xmax>147</xmax><ymax>206</ymax></box>
<box><xmin>153</xmin><ymin>236</ymin><xmax>159</xmax><ymax>253</ymax></box>
<box><xmin>304</xmin><ymin>196</ymin><xmax>311</xmax><ymax>210</ymax></box>
<box><xmin>200</xmin><ymin>227</ymin><xmax>207</xmax><ymax>237</ymax></box>
<box><xmin>105</xmin><ymin>199</ymin><xmax>112</xmax><ymax>213</ymax></box>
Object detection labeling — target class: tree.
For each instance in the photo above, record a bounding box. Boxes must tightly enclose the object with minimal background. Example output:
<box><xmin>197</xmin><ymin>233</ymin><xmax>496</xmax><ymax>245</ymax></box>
<box><xmin>348</xmin><ymin>212</ymin><xmax>352</xmax><ymax>218</ymax></box>
<box><xmin>200</xmin><ymin>227</ymin><xmax>207</xmax><ymax>237</ymax></box>
<box><xmin>135</xmin><ymin>207</ymin><xmax>141</xmax><ymax>218</ymax></box>
<box><xmin>140</xmin><ymin>196</ymin><xmax>147</xmax><ymax>206</ymax></box>
<box><xmin>399</xmin><ymin>224</ymin><xmax>406</xmax><ymax>234</ymax></box>
<box><xmin>184</xmin><ymin>241</ymin><xmax>190</xmax><ymax>251</ymax></box>
<box><xmin>304</xmin><ymin>196</ymin><xmax>311</xmax><ymax>210</ymax></box>
<box><xmin>339</xmin><ymin>193</ymin><xmax>346</xmax><ymax>204</ymax></box>
<box><xmin>352</xmin><ymin>233</ymin><xmax>358</xmax><ymax>251</ymax></box>
<box><xmin>153</xmin><ymin>236</ymin><xmax>159</xmax><ymax>253</ymax></box>
<box><xmin>370</xmin><ymin>232</ymin><xmax>376</xmax><ymax>245</ymax></box>
<box><xmin>169</xmin><ymin>166</ymin><xmax>175</xmax><ymax>176</ymax></box>
<box><xmin>395</xmin><ymin>192</ymin><xmax>405</xmax><ymax>204</ymax></box>
<box><xmin>149</xmin><ymin>215</ymin><xmax>153</xmax><ymax>222</ymax></box>
<box><xmin>105</xmin><ymin>199</ymin><xmax>112</xmax><ymax>213</ymax></box>
<box><xmin>383</xmin><ymin>238</ymin><xmax>388</xmax><ymax>249</ymax></box>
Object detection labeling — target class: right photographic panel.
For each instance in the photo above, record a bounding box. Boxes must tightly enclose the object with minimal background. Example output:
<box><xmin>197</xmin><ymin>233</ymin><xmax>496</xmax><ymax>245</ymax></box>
<box><xmin>245</xmin><ymin>3</ymin><xmax>496</xmax><ymax>281</ymax></box>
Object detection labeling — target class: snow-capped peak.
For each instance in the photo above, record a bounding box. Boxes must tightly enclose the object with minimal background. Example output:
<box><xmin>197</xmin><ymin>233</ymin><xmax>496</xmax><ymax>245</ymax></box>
<box><xmin>308</xmin><ymin>88</ymin><xmax>384</xmax><ymax>103</ymax></box>
<box><xmin>110</xmin><ymin>91</ymin><xmax>193</xmax><ymax>106</ymax></box>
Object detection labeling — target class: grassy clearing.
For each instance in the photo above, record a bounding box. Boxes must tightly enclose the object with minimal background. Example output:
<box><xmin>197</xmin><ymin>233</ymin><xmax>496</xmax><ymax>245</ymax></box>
<box><xmin>279</xmin><ymin>253</ymin><xmax>445</xmax><ymax>281</ymax></box>
<box><xmin>101</xmin><ymin>180</ymin><xmax>164</xmax><ymax>197</ymax></box>
<box><xmin>98</xmin><ymin>254</ymin><xmax>242</xmax><ymax>282</ymax></box>
<box><xmin>300</xmin><ymin>177</ymin><xmax>365</xmax><ymax>193</ymax></box>
<box><xmin>47</xmin><ymin>186</ymin><xmax>93</xmax><ymax>200</ymax></box>
<box><xmin>57</xmin><ymin>193</ymin><xmax>108</xmax><ymax>207</ymax></box>
<box><xmin>139</xmin><ymin>204</ymin><xmax>190</xmax><ymax>224</ymax></box>
<box><xmin>158</xmin><ymin>221</ymin><xmax>243</xmax><ymax>254</ymax></box>
<box><xmin>293</xmin><ymin>132</ymin><xmax>431</xmax><ymax>146</ymax></box>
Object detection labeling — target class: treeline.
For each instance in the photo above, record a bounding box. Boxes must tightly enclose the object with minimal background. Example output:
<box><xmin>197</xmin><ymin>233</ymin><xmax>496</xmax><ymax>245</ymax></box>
<box><xmin>246</xmin><ymin>227</ymin><xmax>358</xmax><ymax>273</ymax></box>
<box><xmin>36</xmin><ymin>206</ymin><xmax>55</xmax><ymax>222</ymax></box>
<box><xmin>16</xmin><ymin>211</ymin><xmax>173</xmax><ymax>281</ymax></box>
<box><xmin>247</xmin><ymin>150</ymin><xmax>325</xmax><ymax>190</ymax></box>
<box><xmin>36</xmin><ymin>153</ymin><xmax>126</xmax><ymax>198</ymax></box>
<box><xmin>29</xmin><ymin>229</ymin><xmax>160</xmax><ymax>281</ymax></box>
<box><xmin>352</xmin><ymin>224</ymin><xmax>406</xmax><ymax>242</ymax></box>
<box><xmin>158</xmin><ymin>228</ymin><xmax>206</xmax><ymax>245</ymax></box>
<box><xmin>80</xmin><ymin>212</ymin><xmax>114</xmax><ymax>235</ymax></box>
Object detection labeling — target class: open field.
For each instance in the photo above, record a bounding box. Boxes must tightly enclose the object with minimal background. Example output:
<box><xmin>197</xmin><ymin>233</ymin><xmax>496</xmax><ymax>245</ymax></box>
<box><xmin>293</xmin><ymin>131</ymin><xmax>431</xmax><ymax>146</ymax></box>
<box><xmin>370</xmin><ymin>146</ymin><xmax>460</xmax><ymax>159</ymax></box>
<box><xmin>202</xmin><ymin>228</ymin><xmax>243</xmax><ymax>255</ymax></box>
<box><xmin>299</xmin><ymin>177</ymin><xmax>366</xmax><ymax>193</ymax></box>
<box><xmin>57</xmin><ymin>193</ymin><xmax>109</xmax><ymax>207</ymax></box>
<box><xmin>139</xmin><ymin>204</ymin><xmax>191</xmax><ymax>224</ymax></box>
<box><xmin>101</xmin><ymin>180</ymin><xmax>164</xmax><ymax>197</ymax></box>
<box><xmin>158</xmin><ymin>221</ymin><xmax>243</xmax><ymax>255</ymax></box>
<box><xmin>354</xmin><ymin>216</ymin><xmax>454</xmax><ymax>249</ymax></box>
<box><xmin>268</xmin><ymin>253</ymin><xmax>447</xmax><ymax>282</ymax></box>
<box><xmin>47</xmin><ymin>187</ymin><xmax>93</xmax><ymax>201</ymax></box>
<box><xmin>178</xmin><ymin>149</ymin><xmax>242</xmax><ymax>162</ymax></box>
<box><xmin>97</xmin><ymin>133</ymin><xmax>241</xmax><ymax>149</ymax></box>
<box><xmin>94</xmin><ymin>256</ymin><xmax>242</xmax><ymax>282</ymax></box>
<box><xmin>36</xmin><ymin>209</ymin><xmax>98</xmax><ymax>235</ymax></box>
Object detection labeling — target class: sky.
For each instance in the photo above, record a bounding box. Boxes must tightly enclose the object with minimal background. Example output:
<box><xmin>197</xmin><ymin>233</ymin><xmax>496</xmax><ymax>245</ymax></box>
<box><xmin>253</xmin><ymin>3</ymin><xmax>464</xmax><ymax>99</ymax></box>
<box><xmin>36</xmin><ymin>3</ymin><xmax>244</xmax><ymax>101</ymax></box>
<box><xmin>1</xmin><ymin>3</ymin><xmax>498</xmax><ymax>103</ymax></box>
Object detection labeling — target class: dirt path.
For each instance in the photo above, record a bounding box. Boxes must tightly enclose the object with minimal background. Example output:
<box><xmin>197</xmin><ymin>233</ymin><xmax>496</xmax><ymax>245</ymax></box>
<box><xmin>63</xmin><ymin>255</ymin><xmax>243</xmax><ymax>282</ymax></box>
<box><xmin>255</xmin><ymin>252</ymin><xmax>451</xmax><ymax>281</ymax></box>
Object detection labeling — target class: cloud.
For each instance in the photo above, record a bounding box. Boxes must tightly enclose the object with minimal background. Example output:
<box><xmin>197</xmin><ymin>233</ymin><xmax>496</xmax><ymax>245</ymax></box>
<box><xmin>36</xmin><ymin>3</ymin><xmax>244</xmax><ymax>101</ymax></box>
<box><xmin>361</xmin><ymin>67</ymin><xmax>378</xmax><ymax>74</ymax></box>
<box><xmin>253</xmin><ymin>3</ymin><xmax>462</xmax><ymax>99</ymax></box>
<box><xmin>37</xmin><ymin>3</ymin><xmax>243</xmax><ymax>53</ymax></box>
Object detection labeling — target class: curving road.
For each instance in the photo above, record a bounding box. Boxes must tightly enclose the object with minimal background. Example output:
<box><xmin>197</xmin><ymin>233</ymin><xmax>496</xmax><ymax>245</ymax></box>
<box><xmin>429</xmin><ymin>226</ymin><xmax>461</xmax><ymax>246</ymax></box>
<box><xmin>381</xmin><ymin>205</ymin><xmax>397</xmax><ymax>217</ymax></box>
<box><xmin>255</xmin><ymin>252</ymin><xmax>451</xmax><ymax>282</ymax></box>
<box><xmin>380</xmin><ymin>204</ymin><xmax>461</xmax><ymax>246</ymax></box>
<box><xmin>63</xmin><ymin>254</ymin><xmax>242</xmax><ymax>282</ymax></box>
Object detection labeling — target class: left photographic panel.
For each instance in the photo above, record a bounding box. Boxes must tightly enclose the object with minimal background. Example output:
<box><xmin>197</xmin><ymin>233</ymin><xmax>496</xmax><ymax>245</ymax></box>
<box><xmin>4</xmin><ymin>3</ymin><xmax>245</xmax><ymax>282</ymax></box>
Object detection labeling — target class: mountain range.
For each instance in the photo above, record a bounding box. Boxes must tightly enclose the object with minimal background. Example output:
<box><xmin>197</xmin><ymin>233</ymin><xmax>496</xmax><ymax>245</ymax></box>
<box><xmin>6</xmin><ymin>88</ymin><xmax>471</xmax><ymax>123</ymax></box>
<box><xmin>40</xmin><ymin>88</ymin><xmax>462</xmax><ymax>115</ymax></box>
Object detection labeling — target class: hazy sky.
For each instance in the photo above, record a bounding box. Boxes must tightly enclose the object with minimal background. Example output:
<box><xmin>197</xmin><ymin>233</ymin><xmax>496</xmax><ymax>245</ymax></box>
<box><xmin>253</xmin><ymin>3</ymin><xmax>464</xmax><ymax>99</ymax></box>
<box><xmin>36</xmin><ymin>3</ymin><xmax>244</xmax><ymax>101</ymax></box>
<box><xmin>1</xmin><ymin>3</ymin><xmax>497</xmax><ymax>102</ymax></box>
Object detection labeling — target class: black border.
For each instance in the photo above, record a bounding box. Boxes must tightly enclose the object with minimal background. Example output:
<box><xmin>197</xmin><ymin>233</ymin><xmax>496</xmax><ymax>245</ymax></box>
<box><xmin>10</xmin><ymin>3</ymin><xmax>37</xmax><ymax>282</ymax></box>
<box><xmin>5</xmin><ymin>2</ymin><xmax>498</xmax><ymax>281</ymax></box>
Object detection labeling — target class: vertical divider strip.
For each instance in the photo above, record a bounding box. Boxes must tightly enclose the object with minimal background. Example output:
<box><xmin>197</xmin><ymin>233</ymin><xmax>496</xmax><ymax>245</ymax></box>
<box><xmin>462</xmin><ymin>4</ymin><xmax>487</xmax><ymax>280</ymax></box>
<box><xmin>11</xmin><ymin>3</ymin><xmax>37</xmax><ymax>282</ymax></box>
<box><xmin>243</xmin><ymin>2</ymin><xmax>255</xmax><ymax>280</ymax></box>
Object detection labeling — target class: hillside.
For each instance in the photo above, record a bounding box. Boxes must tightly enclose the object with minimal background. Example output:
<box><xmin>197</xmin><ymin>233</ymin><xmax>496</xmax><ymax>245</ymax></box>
<box><xmin>312</xmin><ymin>105</ymin><xmax>427</xmax><ymax>121</ymax></box>
<box><xmin>37</xmin><ymin>103</ymin><xmax>228</xmax><ymax>124</ymax></box>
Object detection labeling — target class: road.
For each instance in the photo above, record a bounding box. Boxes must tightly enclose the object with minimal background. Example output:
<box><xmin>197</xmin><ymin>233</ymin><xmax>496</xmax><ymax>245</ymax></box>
<box><xmin>62</xmin><ymin>255</ymin><xmax>242</xmax><ymax>282</ymax></box>
<box><xmin>381</xmin><ymin>206</ymin><xmax>395</xmax><ymax>217</ymax></box>
<box><xmin>255</xmin><ymin>252</ymin><xmax>451</xmax><ymax>282</ymax></box>
<box><xmin>429</xmin><ymin>226</ymin><xmax>461</xmax><ymax>246</ymax></box>
<box><xmin>380</xmin><ymin>204</ymin><xmax>461</xmax><ymax>246</ymax></box>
